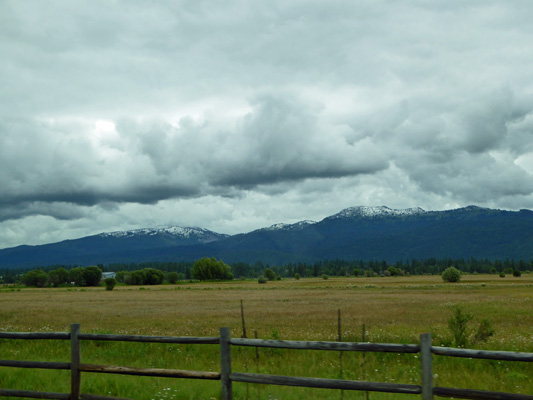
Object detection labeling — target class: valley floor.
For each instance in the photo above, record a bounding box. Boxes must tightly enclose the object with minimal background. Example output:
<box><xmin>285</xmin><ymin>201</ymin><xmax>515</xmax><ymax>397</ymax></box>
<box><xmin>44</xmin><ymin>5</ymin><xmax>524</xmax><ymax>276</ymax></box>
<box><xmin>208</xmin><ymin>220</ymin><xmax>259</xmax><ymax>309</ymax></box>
<box><xmin>1</xmin><ymin>274</ymin><xmax>532</xmax><ymax>399</ymax></box>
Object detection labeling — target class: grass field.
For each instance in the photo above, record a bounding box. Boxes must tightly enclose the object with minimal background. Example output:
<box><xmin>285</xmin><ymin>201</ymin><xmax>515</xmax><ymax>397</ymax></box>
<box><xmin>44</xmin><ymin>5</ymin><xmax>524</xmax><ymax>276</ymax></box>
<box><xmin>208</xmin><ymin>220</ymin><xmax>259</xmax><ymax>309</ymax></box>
<box><xmin>1</xmin><ymin>274</ymin><xmax>532</xmax><ymax>399</ymax></box>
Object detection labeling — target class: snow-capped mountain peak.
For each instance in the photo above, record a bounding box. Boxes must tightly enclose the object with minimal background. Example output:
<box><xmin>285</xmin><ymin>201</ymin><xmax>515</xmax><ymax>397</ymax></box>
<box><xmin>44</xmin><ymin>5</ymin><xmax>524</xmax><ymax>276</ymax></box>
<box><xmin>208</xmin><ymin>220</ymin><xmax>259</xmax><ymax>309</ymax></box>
<box><xmin>327</xmin><ymin>206</ymin><xmax>426</xmax><ymax>220</ymax></box>
<box><xmin>261</xmin><ymin>220</ymin><xmax>317</xmax><ymax>232</ymax></box>
<box><xmin>97</xmin><ymin>226</ymin><xmax>228</xmax><ymax>241</ymax></box>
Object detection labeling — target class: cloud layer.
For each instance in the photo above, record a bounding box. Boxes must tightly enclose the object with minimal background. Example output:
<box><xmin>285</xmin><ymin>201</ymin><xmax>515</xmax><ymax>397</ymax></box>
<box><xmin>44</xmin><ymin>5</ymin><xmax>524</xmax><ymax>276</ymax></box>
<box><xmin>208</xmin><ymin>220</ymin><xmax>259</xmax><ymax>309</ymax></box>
<box><xmin>1</xmin><ymin>0</ymin><xmax>533</xmax><ymax>248</ymax></box>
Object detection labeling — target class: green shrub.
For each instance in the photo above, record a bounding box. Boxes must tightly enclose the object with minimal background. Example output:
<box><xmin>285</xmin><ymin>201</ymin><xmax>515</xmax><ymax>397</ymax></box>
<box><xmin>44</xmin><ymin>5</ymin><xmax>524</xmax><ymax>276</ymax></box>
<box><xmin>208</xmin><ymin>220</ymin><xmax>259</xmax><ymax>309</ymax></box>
<box><xmin>294</xmin><ymin>273</ymin><xmax>300</xmax><ymax>280</ymax></box>
<box><xmin>448</xmin><ymin>306</ymin><xmax>472</xmax><ymax>347</ymax></box>
<box><xmin>22</xmin><ymin>270</ymin><xmax>49</xmax><ymax>288</ymax></box>
<box><xmin>258</xmin><ymin>276</ymin><xmax>267</xmax><ymax>284</ymax></box>
<box><xmin>68</xmin><ymin>267</ymin><xmax>85</xmax><ymax>286</ymax></box>
<box><xmin>264</xmin><ymin>268</ymin><xmax>276</xmax><ymax>281</ymax></box>
<box><xmin>48</xmin><ymin>268</ymin><xmax>69</xmax><ymax>287</ymax></box>
<box><xmin>512</xmin><ymin>270</ymin><xmax>521</xmax><ymax>277</ymax></box>
<box><xmin>142</xmin><ymin>268</ymin><xmax>165</xmax><ymax>285</ymax></box>
<box><xmin>499</xmin><ymin>272</ymin><xmax>505</xmax><ymax>278</ymax></box>
<box><xmin>442</xmin><ymin>267</ymin><xmax>461</xmax><ymax>282</ymax></box>
<box><xmin>104</xmin><ymin>278</ymin><xmax>116</xmax><ymax>291</ymax></box>
<box><xmin>321</xmin><ymin>274</ymin><xmax>329</xmax><ymax>280</ymax></box>
<box><xmin>125</xmin><ymin>270</ymin><xmax>146</xmax><ymax>285</ymax></box>
<box><xmin>192</xmin><ymin>257</ymin><xmax>233</xmax><ymax>281</ymax></box>
<box><xmin>115</xmin><ymin>271</ymin><xmax>127</xmax><ymax>283</ymax></box>
<box><xmin>387</xmin><ymin>267</ymin><xmax>402</xmax><ymax>276</ymax></box>
<box><xmin>471</xmin><ymin>318</ymin><xmax>496</xmax><ymax>346</ymax></box>
<box><xmin>167</xmin><ymin>272</ymin><xmax>179</xmax><ymax>284</ymax></box>
<box><xmin>447</xmin><ymin>306</ymin><xmax>494</xmax><ymax>348</ymax></box>
<box><xmin>83</xmin><ymin>266</ymin><xmax>103</xmax><ymax>286</ymax></box>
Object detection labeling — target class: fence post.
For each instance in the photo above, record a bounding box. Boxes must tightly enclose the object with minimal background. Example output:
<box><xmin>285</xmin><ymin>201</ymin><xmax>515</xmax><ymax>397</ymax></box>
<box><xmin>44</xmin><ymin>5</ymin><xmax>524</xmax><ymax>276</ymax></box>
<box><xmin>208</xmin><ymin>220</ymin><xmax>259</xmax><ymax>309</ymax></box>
<box><xmin>71</xmin><ymin>323</ymin><xmax>81</xmax><ymax>400</ymax></box>
<box><xmin>220</xmin><ymin>327</ymin><xmax>232</xmax><ymax>400</ymax></box>
<box><xmin>420</xmin><ymin>333</ymin><xmax>433</xmax><ymax>400</ymax></box>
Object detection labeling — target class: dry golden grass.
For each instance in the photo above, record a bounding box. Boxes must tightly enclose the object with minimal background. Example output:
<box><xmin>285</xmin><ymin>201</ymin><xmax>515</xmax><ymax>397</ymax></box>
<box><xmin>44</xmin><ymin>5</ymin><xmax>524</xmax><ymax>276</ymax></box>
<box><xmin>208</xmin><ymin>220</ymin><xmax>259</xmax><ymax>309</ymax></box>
<box><xmin>1</xmin><ymin>274</ymin><xmax>532</xmax><ymax>350</ymax></box>
<box><xmin>1</xmin><ymin>274</ymin><xmax>532</xmax><ymax>399</ymax></box>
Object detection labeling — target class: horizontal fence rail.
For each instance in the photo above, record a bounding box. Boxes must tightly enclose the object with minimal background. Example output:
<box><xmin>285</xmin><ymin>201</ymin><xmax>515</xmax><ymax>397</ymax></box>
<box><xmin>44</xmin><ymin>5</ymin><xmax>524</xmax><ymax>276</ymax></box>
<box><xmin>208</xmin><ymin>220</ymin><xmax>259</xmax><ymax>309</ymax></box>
<box><xmin>432</xmin><ymin>387</ymin><xmax>533</xmax><ymax>400</ymax></box>
<box><xmin>230</xmin><ymin>372</ymin><xmax>423</xmax><ymax>394</ymax></box>
<box><xmin>79</xmin><ymin>364</ymin><xmax>220</xmax><ymax>380</ymax></box>
<box><xmin>0</xmin><ymin>360</ymin><xmax>71</xmax><ymax>370</ymax></box>
<box><xmin>230</xmin><ymin>337</ymin><xmax>420</xmax><ymax>353</ymax></box>
<box><xmin>0</xmin><ymin>389</ymin><xmax>71</xmax><ymax>400</ymax></box>
<box><xmin>77</xmin><ymin>333</ymin><xmax>220</xmax><ymax>344</ymax></box>
<box><xmin>0</xmin><ymin>325</ymin><xmax>532</xmax><ymax>400</ymax></box>
<box><xmin>431</xmin><ymin>346</ymin><xmax>533</xmax><ymax>362</ymax></box>
<box><xmin>0</xmin><ymin>332</ymin><xmax>70</xmax><ymax>340</ymax></box>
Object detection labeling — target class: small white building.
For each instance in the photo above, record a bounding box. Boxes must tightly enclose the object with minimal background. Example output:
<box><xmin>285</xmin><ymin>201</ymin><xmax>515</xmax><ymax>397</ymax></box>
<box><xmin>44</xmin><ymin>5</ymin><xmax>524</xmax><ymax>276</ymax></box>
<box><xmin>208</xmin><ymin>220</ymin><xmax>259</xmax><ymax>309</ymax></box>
<box><xmin>102</xmin><ymin>272</ymin><xmax>116</xmax><ymax>279</ymax></box>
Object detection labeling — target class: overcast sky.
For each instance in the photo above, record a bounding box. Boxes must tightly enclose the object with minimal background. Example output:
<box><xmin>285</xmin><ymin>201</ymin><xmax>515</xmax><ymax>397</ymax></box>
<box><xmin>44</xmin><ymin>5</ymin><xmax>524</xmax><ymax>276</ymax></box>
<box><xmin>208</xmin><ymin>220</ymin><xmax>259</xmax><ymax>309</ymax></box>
<box><xmin>1</xmin><ymin>0</ymin><xmax>533</xmax><ymax>249</ymax></box>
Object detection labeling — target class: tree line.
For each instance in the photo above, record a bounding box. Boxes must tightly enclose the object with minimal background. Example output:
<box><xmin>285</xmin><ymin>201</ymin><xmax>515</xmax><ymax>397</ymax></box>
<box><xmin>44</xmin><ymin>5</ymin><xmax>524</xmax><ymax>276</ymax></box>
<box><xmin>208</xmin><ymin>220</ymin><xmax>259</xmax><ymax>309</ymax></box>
<box><xmin>19</xmin><ymin>266</ymin><xmax>103</xmax><ymax>288</ymax></box>
<box><xmin>1</xmin><ymin>256</ymin><xmax>531</xmax><ymax>287</ymax></box>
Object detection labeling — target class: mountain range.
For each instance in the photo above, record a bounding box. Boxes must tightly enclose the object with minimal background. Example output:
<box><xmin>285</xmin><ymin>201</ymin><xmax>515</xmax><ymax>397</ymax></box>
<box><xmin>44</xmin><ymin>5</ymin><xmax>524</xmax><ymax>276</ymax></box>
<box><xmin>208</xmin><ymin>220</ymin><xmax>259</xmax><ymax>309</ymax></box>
<box><xmin>1</xmin><ymin>205</ymin><xmax>532</xmax><ymax>269</ymax></box>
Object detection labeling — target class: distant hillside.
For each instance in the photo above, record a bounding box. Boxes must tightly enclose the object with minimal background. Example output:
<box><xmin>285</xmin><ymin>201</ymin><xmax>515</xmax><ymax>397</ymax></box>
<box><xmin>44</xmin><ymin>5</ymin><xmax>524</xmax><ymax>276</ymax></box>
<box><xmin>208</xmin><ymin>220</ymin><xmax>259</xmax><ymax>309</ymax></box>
<box><xmin>1</xmin><ymin>206</ymin><xmax>532</xmax><ymax>268</ymax></box>
<box><xmin>186</xmin><ymin>205</ymin><xmax>533</xmax><ymax>264</ymax></box>
<box><xmin>0</xmin><ymin>227</ymin><xmax>229</xmax><ymax>268</ymax></box>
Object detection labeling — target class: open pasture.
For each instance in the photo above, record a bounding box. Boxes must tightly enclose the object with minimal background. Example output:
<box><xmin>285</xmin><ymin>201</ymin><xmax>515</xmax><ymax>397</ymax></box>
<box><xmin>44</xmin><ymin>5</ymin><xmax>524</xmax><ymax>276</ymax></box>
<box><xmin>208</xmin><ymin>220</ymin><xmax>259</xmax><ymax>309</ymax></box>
<box><xmin>1</xmin><ymin>274</ymin><xmax>532</xmax><ymax>399</ymax></box>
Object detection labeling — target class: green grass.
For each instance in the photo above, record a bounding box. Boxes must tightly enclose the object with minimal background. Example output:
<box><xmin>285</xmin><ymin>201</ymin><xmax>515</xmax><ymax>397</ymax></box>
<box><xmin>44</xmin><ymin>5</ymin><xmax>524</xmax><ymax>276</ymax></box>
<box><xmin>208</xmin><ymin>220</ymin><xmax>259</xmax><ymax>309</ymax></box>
<box><xmin>0</xmin><ymin>274</ymin><xmax>532</xmax><ymax>399</ymax></box>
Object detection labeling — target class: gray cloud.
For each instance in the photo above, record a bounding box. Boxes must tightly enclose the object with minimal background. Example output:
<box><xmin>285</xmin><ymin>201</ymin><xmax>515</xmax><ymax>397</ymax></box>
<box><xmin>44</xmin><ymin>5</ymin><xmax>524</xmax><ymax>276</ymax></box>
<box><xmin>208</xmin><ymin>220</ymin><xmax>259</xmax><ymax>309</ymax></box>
<box><xmin>1</xmin><ymin>0</ymin><xmax>533</xmax><ymax>248</ymax></box>
<box><xmin>207</xmin><ymin>94</ymin><xmax>389</xmax><ymax>187</ymax></box>
<box><xmin>0</xmin><ymin>92</ymin><xmax>388</xmax><ymax>223</ymax></box>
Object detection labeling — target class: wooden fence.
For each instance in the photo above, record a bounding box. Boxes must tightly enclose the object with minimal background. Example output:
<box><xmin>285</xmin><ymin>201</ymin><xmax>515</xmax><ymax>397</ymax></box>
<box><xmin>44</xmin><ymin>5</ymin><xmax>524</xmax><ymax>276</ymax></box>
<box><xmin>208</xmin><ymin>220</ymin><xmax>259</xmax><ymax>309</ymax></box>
<box><xmin>0</xmin><ymin>324</ymin><xmax>532</xmax><ymax>400</ymax></box>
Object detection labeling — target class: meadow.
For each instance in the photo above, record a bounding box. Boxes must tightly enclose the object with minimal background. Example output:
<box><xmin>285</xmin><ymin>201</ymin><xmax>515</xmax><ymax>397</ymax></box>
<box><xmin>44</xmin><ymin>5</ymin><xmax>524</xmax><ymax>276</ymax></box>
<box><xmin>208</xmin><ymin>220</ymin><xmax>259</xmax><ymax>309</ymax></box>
<box><xmin>0</xmin><ymin>274</ymin><xmax>532</xmax><ymax>399</ymax></box>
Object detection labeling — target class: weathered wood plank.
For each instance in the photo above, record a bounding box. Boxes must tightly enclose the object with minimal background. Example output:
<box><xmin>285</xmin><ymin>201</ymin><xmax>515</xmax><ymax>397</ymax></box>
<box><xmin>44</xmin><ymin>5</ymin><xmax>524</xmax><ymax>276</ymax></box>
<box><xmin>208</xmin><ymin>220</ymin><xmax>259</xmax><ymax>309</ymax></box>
<box><xmin>220</xmin><ymin>327</ymin><xmax>232</xmax><ymax>400</ymax></box>
<box><xmin>0</xmin><ymin>360</ymin><xmax>70</xmax><ymax>370</ymax></box>
<box><xmin>0</xmin><ymin>332</ymin><xmax>69</xmax><ymax>340</ymax></box>
<box><xmin>230</xmin><ymin>373</ymin><xmax>422</xmax><ymax>394</ymax></box>
<box><xmin>79</xmin><ymin>364</ymin><xmax>220</xmax><ymax>380</ymax></box>
<box><xmin>71</xmin><ymin>323</ymin><xmax>81</xmax><ymax>400</ymax></box>
<box><xmin>434</xmin><ymin>386</ymin><xmax>533</xmax><ymax>400</ymax></box>
<box><xmin>78</xmin><ymin>333</ymin><xmax>219</xmax><ymax>344</ymax></box>
<box><xmin>431</xmin><ymin>346</ymin><xmax>533</xmax><ymax>362</ymax></box>
<box><xmin>230</xmin><ymin>338</ymin><xmax>420</xmax><ymax>353</ymax></box>
<box><xmin>0</xmin><ymin>389</ymin><xmax>70</xmax><ymax>400</ymax></box>
<box><xmin>420</xmin><ymin>333</ymin><xmax>433</xmax><ymax>400</ymax></box>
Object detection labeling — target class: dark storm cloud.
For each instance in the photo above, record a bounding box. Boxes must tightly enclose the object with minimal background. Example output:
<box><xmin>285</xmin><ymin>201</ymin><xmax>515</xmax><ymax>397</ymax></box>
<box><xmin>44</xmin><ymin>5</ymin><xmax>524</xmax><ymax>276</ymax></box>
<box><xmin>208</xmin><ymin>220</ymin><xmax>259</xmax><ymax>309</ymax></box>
<box><xmin>381</xmin><ymin>88</ymin><xmax>533</xmax><ymax>203</ymax></box>
<box><xmin>0</xmin><ymin>117</ymin><xmax>200</xmax><ymax>221</ymax></box>
<box><xmin>0</xmin><ymin>183</ymin><xmax>199</xmax><ymax>211</ymax></box>
<box><xmin>0</xmin><ymin>93</ymin><xmax>387</xmax><ymax>224</ymax></box>
<box><xmin>0</xmin><ymin>183</ymin><xmax>200</xmax><ymax>224</ymax></box>
<box><xmin>207</xmin><ymin>94</ymin><xmax>389</xmax><ymax>187</ymax></box>
<box><xmin>0</xmin><ymin>202</ymin><xmax>87</xmax><ymax>223</ymax></box>
<box><xmin>116</xmin><ymin>93</ymin><xmax>389</xmax><ymax>189</ymax></box>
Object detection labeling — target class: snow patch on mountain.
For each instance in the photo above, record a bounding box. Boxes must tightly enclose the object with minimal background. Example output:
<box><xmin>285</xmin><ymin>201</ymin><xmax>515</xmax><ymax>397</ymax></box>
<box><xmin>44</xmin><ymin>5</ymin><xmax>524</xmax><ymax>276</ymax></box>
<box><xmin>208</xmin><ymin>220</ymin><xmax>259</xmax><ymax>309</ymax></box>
<box><xmin>98</xmin><ymin>226</ymin><xmax>228</xmax><ymax>240</ymax></box>
<box><xmin>327</xmin><ymin>206</ymin><xmax>426</xmax><ymax>220</ymax></box>
<box><xmin>262</xmin><ymin>220</ymin><xmax>317</xmax><ymax>231</ymax></box>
